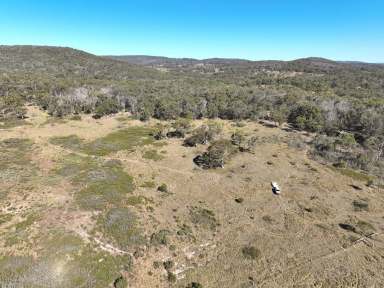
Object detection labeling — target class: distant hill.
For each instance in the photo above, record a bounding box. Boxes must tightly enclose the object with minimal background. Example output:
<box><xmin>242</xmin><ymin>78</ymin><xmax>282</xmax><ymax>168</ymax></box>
<box><xmin>0</xmin><ymin>45</ymin><xmax>162</xmax><ymax>80</ymax></box>
<box><xmin>107</xmin><ymin>54</ymin><xmax>383</xmax><ymax>73</ymax></box>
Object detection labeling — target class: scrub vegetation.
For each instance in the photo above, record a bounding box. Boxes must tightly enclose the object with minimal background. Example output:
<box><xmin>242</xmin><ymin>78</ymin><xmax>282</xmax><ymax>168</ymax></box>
<box><xmin>0</xmin><ymin>46</ymin><xmax>384</xmax><ymax>287</ymax></box>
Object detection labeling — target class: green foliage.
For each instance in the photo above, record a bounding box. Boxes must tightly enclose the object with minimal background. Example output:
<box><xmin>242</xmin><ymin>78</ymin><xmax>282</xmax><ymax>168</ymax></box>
<box><xmin>1</xmin><ymin>45</ymin><xmax>384</xmax><ymax>179</ymax></box>
<box><xmin>186</xmin><ymin>282</ymin><xmax>204</xmax><ymax>288</ymax></box>
<box><xmin>93</xmin><ymin>97</ymin><xmax>121</xmax><ymax>119</ymax></box>
<box><xmin>49</xmin><ymin>135</ymin><xmax>83</xmax><ymax>150</ymax></box>
<box><xmin>288</xmin><ymin>103</ymin><xmax>324</xmax><ymax>132</ymax></box>
<box><xmin>140</xmin><ymin>181</ymin><xmax>156</xmax><ymax>188</ymax></box>
<box><xmin>193</xmin><ymin>139</ymin><xmax>237</xmax><ymax>169</ymax></box>
<box><xmin>83</xmin><ymin>126</ymin><xmax>155</xmax><ymax>156</ymax></box>
<box><xmin>184</xmin><ymin>123</ymin><xmax>222</xmax><ymax>147</ymax></box>
<box><xmin>242</xmin><ymin>246</ymin><xmax>260</xmax><ymax>260</ymax></box>
<box><xmin>157</xmin><ymin>183</ymin><xmax>168</xmax><ymax>193</ymax></box>
<box><xmin>126</xmin><ymin>195</ymin><xmax>151</xmax><ymax>206</ymax></box>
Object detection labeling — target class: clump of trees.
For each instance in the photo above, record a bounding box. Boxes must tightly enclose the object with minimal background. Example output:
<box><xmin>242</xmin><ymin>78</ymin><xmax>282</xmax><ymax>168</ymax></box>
<box><xmin>184</xmin><ymin>122</ymin><xmax>222</xmax><ymax>147</ymax></box>
<box><xmin>193</xmin><ymin>139</ymin><xmax>237</xmax><ymax>169</ymax></box>
<box><xmin>231</xmin><ymin>131</ymin><xmax>257</xmax><ymax>152</ymax></box>
<box><xmin>288</xmin><ymin>103</ymin><xmax>324</xmax><ymax>132</ymax></box>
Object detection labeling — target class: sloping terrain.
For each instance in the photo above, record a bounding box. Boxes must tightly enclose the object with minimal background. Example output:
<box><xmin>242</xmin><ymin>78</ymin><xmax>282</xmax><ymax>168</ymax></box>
<box><xmin>0</xmin><ymin>107</ymin><xmax>383</xmax><ymax>287</ymax></box>
<box><xmin>0</xmin><ymin>45</ymin><xmax>162</xmax><ymax>80</ymax></box>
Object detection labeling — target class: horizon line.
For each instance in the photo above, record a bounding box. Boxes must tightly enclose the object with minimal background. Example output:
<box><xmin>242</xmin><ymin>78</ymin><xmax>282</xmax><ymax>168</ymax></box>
<box><xmin>1</xmin><ymin>44</ymin><xmax>383</xmax><ymax>64</ymax></box>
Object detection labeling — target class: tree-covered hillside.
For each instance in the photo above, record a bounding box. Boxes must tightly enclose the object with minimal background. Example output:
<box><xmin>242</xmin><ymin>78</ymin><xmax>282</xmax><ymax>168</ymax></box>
<box><xmin>1</xmin><ymin>45</ymin><xmax>383</xmax><ymax>178</ymax></box>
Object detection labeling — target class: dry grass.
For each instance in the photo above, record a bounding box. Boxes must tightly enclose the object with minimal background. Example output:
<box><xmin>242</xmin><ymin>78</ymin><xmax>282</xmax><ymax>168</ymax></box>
<box><xmin>1</xmin><ymin>107</ymin><xmax>383</xmax><ymax>288</ymax></box>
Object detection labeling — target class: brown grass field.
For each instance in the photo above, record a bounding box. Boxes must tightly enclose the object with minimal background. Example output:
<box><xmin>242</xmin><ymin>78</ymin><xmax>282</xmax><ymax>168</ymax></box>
<box><xmin>0</xmin><ymin>106</ymin><xmax>383</xmax><ymax>288</ymax></box>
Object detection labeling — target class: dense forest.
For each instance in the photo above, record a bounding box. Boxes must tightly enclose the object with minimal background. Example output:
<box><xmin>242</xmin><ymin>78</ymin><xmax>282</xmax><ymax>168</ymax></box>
<box><xmin>1</xmin><ymin>45</ymin><xmax>383</xmax><ymax>179</ymax></box>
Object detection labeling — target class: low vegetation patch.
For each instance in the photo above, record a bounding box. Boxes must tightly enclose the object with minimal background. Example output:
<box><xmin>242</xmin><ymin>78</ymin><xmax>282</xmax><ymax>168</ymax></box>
<box><xmin>55</xmin><ymin>155</ymin><xmax>135</xmax><ymax>210</ymax></box>
<box><xmin>142</xmin><ymin>149</ymin><xmax>164</xmax><ymax>161</ymax></box>
<box><xmin>190</xmin><ymin>207</ymin><xmax>219</xmax><ymax>230</ymax></box>
<box><xmin>49</xmin><ymin>134</ymin><xmax>83</xmax><ymax>150</ymax></box>
<box><xmin>329</xmin><ymin>166</ymin><xmax>374</xmax><ymax>182</ymax></box>
<box><xmin>1</xmin><ymin>230</ymin><xmax>131</xmax><ymax>288</ymax></box>
<box><xmin>242</xmin><ymin>245</ymin><xmax>261</xmax><ymax>260</ymax></box>
<box><xmin>0</xmin><ymin>138</ymin><xmax>35</xmax><ymax>182</ymax></box>
<box><xmin>97</xmin><ymin>207</ymin><xmax>146</xmax><ymax>250</ymax></box>
<box><xmin>150</xmin><ymin>229</ymin><xmax>170</xmax><ymax>246</ymax></box>
<box><xmin>49</xmin><ymin>126</ymin><xmax>155</xmax><ymax>156</ymax></box>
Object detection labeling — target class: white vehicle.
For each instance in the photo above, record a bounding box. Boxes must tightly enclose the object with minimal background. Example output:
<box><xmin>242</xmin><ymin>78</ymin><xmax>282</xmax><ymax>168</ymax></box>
<box><xmin>271</xmin><ymin>182</ymin><xmax>281</xmax><ymax>195</ymax></box>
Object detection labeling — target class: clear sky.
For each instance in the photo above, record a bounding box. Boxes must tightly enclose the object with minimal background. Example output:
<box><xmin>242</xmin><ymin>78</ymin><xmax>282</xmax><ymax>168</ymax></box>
<box><xmin>0</xmin><ymin>0</ymin><xmax>383</xmax><ymax>62</ymax></box>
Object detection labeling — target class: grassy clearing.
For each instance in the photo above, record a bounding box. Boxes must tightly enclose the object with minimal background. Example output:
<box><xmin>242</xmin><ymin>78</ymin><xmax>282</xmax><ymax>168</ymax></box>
<box><xmin>329</xmin><ymin>166</ymin><xmax>374</xmax><ymax>182</ymax></box>
<box><xmin>49</xmin><ymin>135</ymin><xmax>83</xmax><ymax>150</ymax></box>
<box><xmin>0</xmin><ymin>138</ymin><xmax>36</xmax><ymax>200</ymax></box>
<box><xmin>0</xmin><ymin>138</ymin><xmax>35</xmax><ymax>175</ymax></box>
<box><xmin>0</xmin><ymin>213</ymin><xmax>13</xmax><ymax>225</ymax></box>
<box><xmin>142</xmin><ymin>149</ymin><xmax>164</xmax><ymax>161</ymax></box>
<box><xmin>54</xmin><ymin>154</ymin><xmax>135</xmax><ymax>210</ymax></box>
<box><xmin>96</xmin><ymin>207</ymin><xmax>146</xmax><ymax>250</ymax></box>
<box><xmin>140</xmin><ymin>181</ymin><xmax>156</xmax><ymax>188</ymax></box>
<box><xmin>0</xmin><ymin>230</ymin><xmax>132</xmax><ymax>288</ymax></box>
<box><xmin>0</xmin><ymin>118</ymin><xmax>29</xmax><ymax>129</ymax></box>
<box><xmin>5</xmin><ymin>212</ymin><xmax>40</xmax><ymax>247</ymax></box>
<box><xmin>126</xmin><ymin>195</ymin><xmax>152</xmax><ymax>206</ymax></box>
<box><xmin>83</xmin><ymin>126</ymin><xmax>155</xmax><ymax>156</ymax></box>
<box><xmin>49</xmin><ymin>126</ymin><xmax>155</xmax><ymax>156</ymax></box>
<box><xmin>150</xmin><ymin>229</ymin><xmax>170</xmax><ymax>246</ymax></box>
<box><xmin>190</xmin><ymin>207</ymin><xmax>219</xmax><ymax>231</ymax></box>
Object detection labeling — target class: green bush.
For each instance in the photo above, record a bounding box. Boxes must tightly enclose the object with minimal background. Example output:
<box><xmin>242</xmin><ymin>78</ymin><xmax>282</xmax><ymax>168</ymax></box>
<box><xmin>193</xmin><ymin>139</ymin><xmax>236</xmax><ymax>168</ymax></box>
<box><xmin>288</xmin><ymin>103</ymin><xmax>324</xmax><ymax>132</ymax></box>
<box><xmin>242</xmin><ymin>246</ymin><xmax>260</xmax><ymax>260</ymax></box>
<box><xmin>157</xmin><ymin>183</ymin><xmax>168</xmax><ymax>193</ymax></box>
<box><xmin>93</xmin><ymin>98</ymin><xmax>121</xmax><ymax>119</ymax></box>
<box><xmin>184</xmin><ymin>123</ymin><xmax>222</xmax><ymax>147</ymax></box>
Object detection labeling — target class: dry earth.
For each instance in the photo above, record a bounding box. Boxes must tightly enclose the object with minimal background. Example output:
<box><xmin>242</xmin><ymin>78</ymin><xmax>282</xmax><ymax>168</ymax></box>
<box><xmin>0</xmin><ymin>106</ymin><xmax>383</xmax><ymax>288</ymax></box>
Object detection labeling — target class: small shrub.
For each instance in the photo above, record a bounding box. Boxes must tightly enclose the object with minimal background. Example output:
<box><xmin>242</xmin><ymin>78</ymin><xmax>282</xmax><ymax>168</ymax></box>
<box><xmin>167</xmin><ymin>272</ymin><xmax>177</xmax><ymax>283</ymax></box>
<box><xmin>352</xmin><ymin>200</ymin><xmax>369</xmax><ymax>211</ymax></box>
<box><xmin>153</xmin><ymin>125</ymin><xmax>168</xmax><ymax>140</ymax></box>
<box><xmin>186</xmin><ymin>282</ymin><xmax>203</xmax><ymax>288</ymax></box>
<box><xmin>176</xmin><ymin>224</ymin><xmax>194</xmax><ymax>239</ymax></box>
<box><xmin>157</xmin><ymin>183</ymin><xmax>168</xmax><ymax>193</ymax></box>
<box><xmin>190</xmin><ymin>207</ymin><xmax>218</xmax><ymax>230</ymax></box>
<box><xmin>235</xmin><ymin>197</ymin><xmax>244</xmax><ymax>203</ymax></box>
<box><xmin>355</xmin><ymin>220</ymin><xmax>376</xmax><ymax>236</ymax></box>
<box><xmin>338</xmin><ymin>223</ymin><xmax>356</xmax><ymax>233</ymax></box>
<box><xmin>138</xmin><ymin>109</ymin><xmax>151</xmax><ymax>122</ymax></box>
<box><xmin>150</xmin><ymin>230</ymin><xmax>170</xmax><ymax>246</ymax></box>
<box><xmin>163</xmin><ymin>260</ymin><xmax>174</xmax><ymax>271</ymax></box>
<box><xmin>242</xmin><ymin>246</ymin><xmax>260</xmax><ymax>260</ymax></box>
<box><xmin>113</xmin><ymin>276</ymin><xmax>127</xmax><ymax>288</ymax></box>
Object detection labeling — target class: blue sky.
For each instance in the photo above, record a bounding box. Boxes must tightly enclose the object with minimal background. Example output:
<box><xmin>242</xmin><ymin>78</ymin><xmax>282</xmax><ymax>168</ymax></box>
<box><xmin>0</xmin><ymin>0</ymin><xmax>383</xmax><ymax>62</ymax></box>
